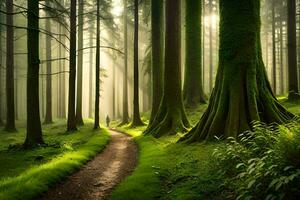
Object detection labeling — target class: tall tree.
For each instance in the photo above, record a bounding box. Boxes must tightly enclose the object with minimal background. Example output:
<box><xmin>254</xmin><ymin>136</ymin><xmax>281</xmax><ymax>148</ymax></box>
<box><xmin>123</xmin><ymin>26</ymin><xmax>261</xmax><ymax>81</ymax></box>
<box><xmin>24</xmin><ymin>0</ymin><xmax>44</xmax><ymax>147</ymax></box>
<box><xmin>120</xmin><ymin>0</ymin><xmax>129</xmax><ymax>125</ymax></box>
<box><xmin>89</xmin><ymin>21</ymin><xmax>94</xmax><ymax>118</ymax></box>
<box><xmin>0</xmin><ymin>2</ymin><xmax>3</xmax><ymax>127</ymax></box>
<box><xmin>144</xmin><ymin>0</ymin><xmax>190</xmax><ymax>137</ymax></box>
<box><xmin>131</xmin><ymin>0</ymin><xmax>144</xmax><ymax>127</ymax></box>
<box><xmin>5</xmin><ymin>0</ymin><xmax>16</xmax><ymax>132</ymax></box>
<box><xmin>271</xmin><ymin>0</ymin><xmax>277</xmax><ymax>94</ymax></box>
<box><xmin>287</xmin><ymin>0</ymin><xmax>299</xmax><ymax>98</ymax></box>
<box><xmin>208</xmin><ymin>0</ymin><xmax>214</xmax><ymax>92</ymax></box>
<box><xmin>75</xmin><ymin>0</ymin><xmax>84</xmax><ymax>125</ymax></box>
<box><xmin>44</xmin><ymin>1</ymin><xmax>53</xmax><ymax>124</ymax></box>
<box><xmin>94</xmin><ymin>0</ymin><xmax>100</xmax><ymax>129</ymax></box>
<box><xmin>149</xmin><ymin>0</ymin><xmax>163</xmax><ymax>124</ymax></box>
<box><xmin>67</xmin><ymin>0</ymin><xmax>77</xmax><ymax>132</ymax></box>
<box><xmin>183</xmin><ymin>0</ymin><xmax>206</xmax><ymax>107</ymax></box>
<box><xmin>181</xmin><ymin>0</ymin><xmax>294</xmax><ymax>143</ymax></box>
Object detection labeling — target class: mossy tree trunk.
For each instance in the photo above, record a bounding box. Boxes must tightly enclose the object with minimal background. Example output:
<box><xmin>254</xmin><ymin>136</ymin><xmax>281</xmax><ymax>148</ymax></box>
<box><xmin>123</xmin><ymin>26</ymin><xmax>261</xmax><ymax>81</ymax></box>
<box><xmin>0</xmin><ymin>3</ymin><xmax>3</xmax><ymax>127</ymax></box>
<box><xmin>67</xmin><ymin>0</ymin><xmax>77</xmax><ymax>132</ymax></box>
<box><xmin>149</xmin><ymin>0</ymin><xmax>164</xmax><ymax>124</ymax></box>
<box><xmin>25</xmin><ymin>0</ymin><xmax>44</xmax><ymax>147</ymax></box>
<box><xmin>183</xmin><ymin>0</ymin><xmax>206</xmax><ymax>107</ymax></box>
<box><xmin>287</xmin><ymin>0</ymin><xmax>299</xmax><ymax>99</ymax></box>
<box><xmin>5</xmin><ymin>0</ymin><xmax>16</xmax><ymax>132</ymax></box>
<box><xmin>181</xmin><ymin>0</ymin><xmax>294</xmax><ymax>143</ymax></box>
<box><xmin>144</xmin><ymin>0</ymin><xmax>190</xmax><ymax>137</ymax></box>
<box><xmin>131</xmin><ymin>0</ymin><xmax>144</xmax><ymax>127</ymax></box>
<box><xmin>75</xmin><ymin>0</ymin><xmax>84</xmax><ymax>126</ymax></box>
<box><xmin>120</xmin><ymin>0</ymin><xmax>129</xmax><ymax>125</ymax></box>
<box><xmin>94</xmin><ymin>0</ymin><xmax>100</xmax><ymax>129</ymax></box>
<box><xmin>44</xmin><ymin>2</ymin><xmax>53</xmax><ymax>124</ymax></box>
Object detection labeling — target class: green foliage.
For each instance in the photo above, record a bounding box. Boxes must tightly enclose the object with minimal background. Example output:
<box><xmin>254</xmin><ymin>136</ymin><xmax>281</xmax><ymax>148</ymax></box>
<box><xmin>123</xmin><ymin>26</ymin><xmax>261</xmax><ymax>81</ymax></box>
<box><xmin>0</xmin><ymin>120</ymin><xmax>110</xmax><ymax>200</ymax></box>
<box><xmin>213</xmin><ymin>122</ymin><xmax>300</xmax><ymax>200</ymax></box>
<box><xmin>111</xmin><ymin>125</ymin><xmax>227</xmax><ymax>200</ymax></box>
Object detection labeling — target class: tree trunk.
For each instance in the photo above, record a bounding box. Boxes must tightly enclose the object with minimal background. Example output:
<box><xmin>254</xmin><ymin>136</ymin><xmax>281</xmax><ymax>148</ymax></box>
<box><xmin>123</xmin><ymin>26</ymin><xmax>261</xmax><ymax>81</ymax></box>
<box><xmin>5</xmin><ymin>0</ymin><xmax>16</xmax><ymax>132</ymax></box>
<box><xmin>89</xmin><ymin>22</ymin><xmax>94</xmax><ymax>118</ymax></box>
<box><xmin>271</xmin><ymin>0</ymin><xmax>277</xmax><ymax>94</ymax></box>
<box><xmin>67</xmin><ymin>0</ymin><xmax>77</xmax><ymax>132</ymax></box>
<box><xmin>75</xmin><ymin>0</ymin><xmax>84</xmax><ymax>125</ymax></box>
<box><xmin>208</xmin><ymin>0</ymin><xmax>213</xmax><ymax>92</ymax></box>
<box><xmin>149</xmin><ymin>0</ymin><xmax>163</xmax><ymax>124</ymax></box>
<box><xmin>120</xmin><ymin>0</ymin><xmax>129</xmax><ymax>125</ymax></box>
<box><xmin>112</xmin><ymin>52</ymin><xmax>116</xmax><ymax>119</ymax></box>
<box><xmin>279</xmin><ymin>19</ymin><xmax>284</xmax><ymax>94</ymax></box>
<box><xmin>0</xmin><ymin>4</ymin><xmax>3</xmax><ymax>126</ymax></box>
<box><xmin>94</xmin><ymin>0</ymin><xmax>100</xmax><ymax>129</ymax></box>
<box><xmin>61</xmin><ymin>26</ymin><xmax>66</xmax><ymax>118</ymax></box>
<box><xmin>183</xmin><ymin>0</ymin><xmax>206</xmax><ymax>107</ymax></box>
<box><xmin>287</xmin><ymin>0</ymin><xmax>299</xmax><ymax>99</ymax></box>
<box><xmin>180</xmin><ymin>0</ymin><xmax>294</xmax><ymax>143</ymax></box>
<box><xmin>131</xmin><ymin>0</ymin><xmax>144</xmax><ymax>127</ymax></box>
<box><xmin>44</xmin><ymin>3</ymin><xmax>53</xmax><ymax>124</ymax></box>
<box><xmin>25</xmin><ymin>0</ymin><xmax>44</xmax><ymax>147</ymax></box>
<box><xmin>144</xmin><ymin>0</ymin><xmax>190</xmax><ymax>137</ymax></box>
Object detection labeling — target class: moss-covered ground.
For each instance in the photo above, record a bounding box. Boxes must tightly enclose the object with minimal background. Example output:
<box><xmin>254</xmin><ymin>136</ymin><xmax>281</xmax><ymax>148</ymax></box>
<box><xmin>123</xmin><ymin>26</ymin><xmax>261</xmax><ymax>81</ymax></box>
<box><xmin>0</xmin><ymin>119</ymin><xmax>110</xmax><ymax>200</ymax></box>
<box><xmin>111</xmin><ymin>99</ymin><xmax>300</xmax><ymax>200</ymax></box>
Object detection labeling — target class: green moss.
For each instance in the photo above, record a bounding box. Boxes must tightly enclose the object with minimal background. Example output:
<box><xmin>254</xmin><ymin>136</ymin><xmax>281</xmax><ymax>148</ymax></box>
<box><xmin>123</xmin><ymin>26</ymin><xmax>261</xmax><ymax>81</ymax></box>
<box><xmin>0</xmin><ymin>120</ymin><xmax>110</xmax><ymax>200</ymax></box>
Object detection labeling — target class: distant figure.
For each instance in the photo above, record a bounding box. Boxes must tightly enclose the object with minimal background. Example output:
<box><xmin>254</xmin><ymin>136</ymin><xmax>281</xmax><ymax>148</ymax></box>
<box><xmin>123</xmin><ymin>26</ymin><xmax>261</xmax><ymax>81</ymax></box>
<box><xmin>106</xmin><ymin>115</ymin><xmax>110</xmax><ymax>127</ymax></box>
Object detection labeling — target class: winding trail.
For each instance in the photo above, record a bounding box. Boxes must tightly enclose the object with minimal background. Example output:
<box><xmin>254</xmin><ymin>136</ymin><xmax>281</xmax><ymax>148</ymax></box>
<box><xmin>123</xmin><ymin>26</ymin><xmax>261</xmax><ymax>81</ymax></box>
<box><xmin>39</xmin><ymin>130</ymin><xmax>138</xmax><ymax>200</ymax></box>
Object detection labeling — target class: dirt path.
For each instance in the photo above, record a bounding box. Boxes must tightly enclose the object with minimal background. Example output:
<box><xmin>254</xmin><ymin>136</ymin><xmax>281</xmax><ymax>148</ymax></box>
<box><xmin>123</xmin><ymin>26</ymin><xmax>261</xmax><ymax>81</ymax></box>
<box><xmin>39</xmin><ymin>130</ymin><xmax>138</xmax><ymax>200</ymax></box>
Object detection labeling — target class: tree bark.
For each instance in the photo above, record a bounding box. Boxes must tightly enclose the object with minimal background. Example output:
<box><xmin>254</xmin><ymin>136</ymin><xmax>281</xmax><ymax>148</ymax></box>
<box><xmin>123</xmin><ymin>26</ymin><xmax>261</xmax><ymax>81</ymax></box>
<box><xmin>94</xmin><ymin>0</ymin><xmax>100</xmax><ymax>129</ymax></box>
<box><xmin>0</xmin><ymin>3</ymin><xmax>3</xmax><ymax>126</ymax></box>
<box><xmin>25</xmin><ymin>0</ymin><xmax>44</xmax><ymax>147</ymax></box>
<box><xmin>144</xmin><ymin>0</ymin><xmax>190</xmax><ymax>137</ymax></box>
<box><xmin>44</xmin><ymin>2</ymin><xmax>53</xmax><ymax>124</ymax></box>
<box><xmin>287</xmin><ymin>0</ymin><xmax>299</xmax><ymax>99</ymax></box>
<box><xmin>67</xmin><ymin>0</ymin><xmax>77</xmax><ymax>132</ymax></box>
<box><xmin>271</xmin><ymin>0</ymin><xmax>277</xmax><ymax>94</ymax></box>
<box><xmin>5</xmin><ymin>0</ymin><xmax>16</xmax><ymax>132</ymax></box>
<box><xmin>131</xmin><ymin>0</ymin><xmax>144</xmax><ymax>127</ymax></box>
<box><xmin>89</xmin><ymin>22</ymin><xmax>94</xmax><ymax>118</ymax></box>
<box><xmin>180</xmin><ymin>0</ymin><xmax>294</xmax><ymax>143</ymax></box>
<box><xmin>183</xmin><ymin>0</ymin><xmax>206</xmax><ymax>107</ymax></box>
<box><xmin>76</xmin><ymin>0</ymin><xmax>84</xmax><ymax>126</ymax></box>
<box><xmin>120</xmin><ymin>0</ymin><xmax>129</xmax><ymax>125</ymax></box>
<box><xmin>149</xmin><ymin>0</ymin><xmax>164</xmax><ymax>124</ymax></box>
<box><xmin>208</xmin><ymin>0</ymin><xmax>213</xmax><ymax>92</ymax></box>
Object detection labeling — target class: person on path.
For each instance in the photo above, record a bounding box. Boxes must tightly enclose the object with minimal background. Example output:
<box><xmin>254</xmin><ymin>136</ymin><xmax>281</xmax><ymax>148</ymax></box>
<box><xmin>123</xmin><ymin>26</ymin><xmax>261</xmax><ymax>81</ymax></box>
<box><xmin>106</xmin><ymin>115</ymin><xmax>110</xmax><ymax>127</ymax></box>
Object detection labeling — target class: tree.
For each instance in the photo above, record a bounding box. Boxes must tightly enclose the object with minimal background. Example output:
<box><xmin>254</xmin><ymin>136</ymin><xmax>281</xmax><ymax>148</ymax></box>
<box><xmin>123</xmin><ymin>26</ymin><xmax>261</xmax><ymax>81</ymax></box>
<box><xmin>89</xmin><ymin>20</ymin><xmax>94</xmax><ymax>118</ymax></box>
<box><xmin>180</xmin><ymin>0</ymin><xmax>294</xmax><ymax>143</ymax></box>
<box><xmin>120</xmin><ymin>0</ymin><xmax>129</xmax><ymax>125</ymax></box>
<box><xmin>44</xmin><ymin>0</ymin><xmax>53</xmax><ymax>124</ymax></box>
<box><xmin>183</xmin><ymin>0</ymin><xmax>206</xmax><ymax>107</ymax></box>
<box><xmin>67</xmin><ymin>0</ymin><xmax>77</xmax><ymax>132</ymax></box>
<box><xmin>271</xmin><ymin>0</ymin><xmax>276</xmax><ymax>94</ymax></box>
<box><xmin>94</xmin><ymin>0</ymin><xmax>100</xmax><ymax>129</ymax></box>
<box><xmin>5</xmin><ymin>0</ymin><xmax>16</xmax><ymax>132</ymax></box>
<box><xmin>287</xmin><ymin>0</ymin><xmax>299</xmax><ymax>99</ymax></box>
<box><xmin>75</xmin><ymin>0</ymin><xmax>84</xmax><ymax>126</ymax></box>
<box><xmin>149</xmin><ymin>0</ymin><xmax>163</xmax><ymax>124</ymax></box>
<box><xmin>144</xmin><ymin>0</ymin><xmax>190</xmax><ymax>137</ymax></box>
<box><xmin>24</xmin><ymin>0</ymin><xmax>44</xmax><ymax>147</ymax></box>
<box><xmin>208</xmin><ymin>0</ymin><xmax>214</xmax><ymax>92</ymax></box>
<box><xmin>0</xmin><ymin>2</ymin><xmax>4</xmax><ymax>127</ymax></box>
<box><xmin>131</xmin><ymin>0</ymin><xmax>144</xmax><ymax>127</ymax></box>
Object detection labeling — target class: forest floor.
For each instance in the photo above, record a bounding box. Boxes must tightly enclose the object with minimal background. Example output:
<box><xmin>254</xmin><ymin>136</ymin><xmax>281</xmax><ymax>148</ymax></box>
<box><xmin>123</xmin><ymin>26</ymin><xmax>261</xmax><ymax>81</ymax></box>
<box><xmin>110</xmin><ymin>98</ymin><xmax>300</xmax><ymax>200</ymax></box>
<box><xmin>39</xmin><ymin>130</ymin><xmax>138</xmax><ymax>200</ymax></box>
<box><xmin>0</xmin><ymin>120</ymin><xmax>110</xmax><ymax>200</ymax></box>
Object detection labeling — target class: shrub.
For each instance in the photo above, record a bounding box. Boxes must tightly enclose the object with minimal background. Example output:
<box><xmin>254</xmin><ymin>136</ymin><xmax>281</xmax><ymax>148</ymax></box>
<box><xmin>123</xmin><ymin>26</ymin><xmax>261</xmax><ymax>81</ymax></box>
<box><xmin>213</xmin><ymin>122</ymin><xmax>300</xmax><ymax>200</ymax></box>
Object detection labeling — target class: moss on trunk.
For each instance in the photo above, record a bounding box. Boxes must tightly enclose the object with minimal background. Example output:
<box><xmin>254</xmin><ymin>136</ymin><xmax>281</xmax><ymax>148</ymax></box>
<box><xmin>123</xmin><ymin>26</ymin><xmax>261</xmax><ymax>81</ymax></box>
<box><xmin>181</xmin><ymin>0</ymin><xmax>294</xmax><ymax>143</ymax></box>
<box><xmin>145</xmin><ymin>0</ymin><xmax>190</xmax><ymax>137</ymax></box>
<box><xmin>183</xmin><ymin>0</ymin><xmax>206</xmax><ymax>107</ymax></box>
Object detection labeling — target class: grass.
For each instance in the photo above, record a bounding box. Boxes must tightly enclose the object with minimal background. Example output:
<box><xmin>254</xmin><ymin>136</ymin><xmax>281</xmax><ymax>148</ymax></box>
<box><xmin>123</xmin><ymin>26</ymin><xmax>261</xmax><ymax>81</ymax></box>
<box><xmin>111</xmin><ymin>100</ymin><xmax>300</xmax><ymax>200</ymax></box>
<box><xmin>0</xmin><ymin>119</ymin><xmax>110</xmax><ymax>200</ymax></box>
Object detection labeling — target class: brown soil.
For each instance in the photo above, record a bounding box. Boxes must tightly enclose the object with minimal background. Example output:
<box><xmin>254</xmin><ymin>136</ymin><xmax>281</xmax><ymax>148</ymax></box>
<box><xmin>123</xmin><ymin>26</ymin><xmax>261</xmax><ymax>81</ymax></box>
<box><xmin>39</xmin><ymin>130</ymin><xmax>138</xmax><ymax>200</ymax></box>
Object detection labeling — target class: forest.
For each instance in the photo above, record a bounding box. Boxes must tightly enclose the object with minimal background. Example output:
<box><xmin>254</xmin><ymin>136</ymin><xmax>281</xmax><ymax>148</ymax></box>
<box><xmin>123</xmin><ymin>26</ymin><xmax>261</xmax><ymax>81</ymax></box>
<box><xmin>0</xmin><ymin>0</ymin><xmax>300</xmax><ymax>199</ymax></box>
